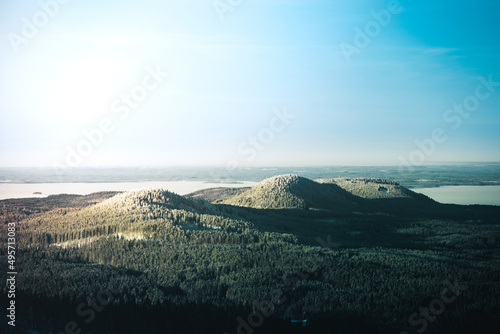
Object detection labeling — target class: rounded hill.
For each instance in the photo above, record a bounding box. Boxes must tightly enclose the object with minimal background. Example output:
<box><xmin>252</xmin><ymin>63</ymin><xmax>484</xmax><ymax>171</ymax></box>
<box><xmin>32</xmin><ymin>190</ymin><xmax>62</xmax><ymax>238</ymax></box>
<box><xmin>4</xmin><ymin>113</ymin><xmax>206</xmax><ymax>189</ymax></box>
<box><xmin>95</xmin><ymin>188</ymin><xmax>214</xmax><ymax>213</ymax></box>
<box><xmin>218</xmin><ymin>174</ymin><xmax>356</xmax><ymax>210</ymax></box>
<box><xmin>316</xmin><ymin>178</ymin><xmax>435</xmax><ymax>202</ymax></box>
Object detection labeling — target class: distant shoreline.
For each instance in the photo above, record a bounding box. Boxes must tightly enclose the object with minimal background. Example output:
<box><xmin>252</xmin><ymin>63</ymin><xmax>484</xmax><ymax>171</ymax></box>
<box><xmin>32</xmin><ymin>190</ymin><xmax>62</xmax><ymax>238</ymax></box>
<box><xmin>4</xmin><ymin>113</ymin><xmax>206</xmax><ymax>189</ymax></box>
<box><xmin>1</xmin><ymin>165</ymin><xmax>500</xmax><ymax>203</ymax></box>
<box><xmin>412</xmin><ymin>185</ymin><xmax>500</xmax><ymax>206</ymax></box>
<box><xmin>1</xmin><ymin>182</ymin><xmax>500</xmax><ymax>206</ymax></box>
<box><xmin>0</xmin><ymin>181</ymin><xmax>257</xmax><ymax>201</ymax></box>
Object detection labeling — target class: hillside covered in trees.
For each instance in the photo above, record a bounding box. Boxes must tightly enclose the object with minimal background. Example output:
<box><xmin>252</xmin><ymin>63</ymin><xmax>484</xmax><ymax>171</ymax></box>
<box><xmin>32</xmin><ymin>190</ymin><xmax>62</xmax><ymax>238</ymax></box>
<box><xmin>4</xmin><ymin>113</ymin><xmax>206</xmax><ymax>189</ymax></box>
<box><xmin>1</xmin><ymin>175</ymin><xmax>500</xmax><ymax>333</ymax></box>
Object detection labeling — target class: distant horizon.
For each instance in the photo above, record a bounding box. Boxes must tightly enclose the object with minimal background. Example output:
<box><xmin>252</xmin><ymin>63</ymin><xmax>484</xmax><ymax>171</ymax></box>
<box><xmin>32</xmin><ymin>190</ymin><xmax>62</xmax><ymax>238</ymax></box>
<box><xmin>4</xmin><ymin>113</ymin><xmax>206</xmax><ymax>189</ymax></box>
<box><xmin>1</xmin><ymin>165</ymin><xmax>500</xmax><ymax>205</ymax></box>
<box><xmin>1</xmin><ymin>161</ymin><xmax>500</xmax><ymax>169</ymax></box>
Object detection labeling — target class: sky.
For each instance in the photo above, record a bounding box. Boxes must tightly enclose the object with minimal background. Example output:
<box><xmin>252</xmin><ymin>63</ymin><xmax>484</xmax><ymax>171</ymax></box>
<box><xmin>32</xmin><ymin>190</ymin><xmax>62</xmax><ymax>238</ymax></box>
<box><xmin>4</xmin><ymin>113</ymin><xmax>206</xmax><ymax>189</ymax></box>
<box><xmin>0</xmin><ymin>0</ymin><xmax>499</xmax><ymax>168</ymax></box>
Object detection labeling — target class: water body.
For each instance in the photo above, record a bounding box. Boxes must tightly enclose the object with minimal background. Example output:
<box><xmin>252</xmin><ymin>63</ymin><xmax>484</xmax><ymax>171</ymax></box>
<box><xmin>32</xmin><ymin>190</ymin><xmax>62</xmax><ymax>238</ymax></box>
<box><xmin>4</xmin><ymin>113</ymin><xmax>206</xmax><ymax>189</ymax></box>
<box><xmin>1</xmin><ymin>183</ymin><xmax>499</xmax><ymax>206</ymax></box>
<box><xmin>1</xmin><ymin>165</ymin><xmax>500</xmax><ymax>189</ymax></box>
<box><xmin>413</xmin><ymin>186</ymin><xmax>500</xmax><ymax>206</ymax></box>
<box><xmin>0</xmin><ymin>181</ymin><xmax>256</xmax><ymax>200</ymax></box>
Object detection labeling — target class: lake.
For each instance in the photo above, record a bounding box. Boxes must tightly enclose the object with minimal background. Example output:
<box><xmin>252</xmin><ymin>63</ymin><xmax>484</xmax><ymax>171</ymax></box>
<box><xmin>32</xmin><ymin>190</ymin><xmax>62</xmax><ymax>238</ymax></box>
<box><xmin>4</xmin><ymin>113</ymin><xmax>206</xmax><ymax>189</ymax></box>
<box><xmin>412</xmin><ymin>185</ymin><xmax>500</xmax><ymax>206</ymax></box>
<box><xmin>1</xmin><ymin>182</ymin><xmax>499</xmax><ymax>206</ymax></box>
<box><xmin>0</xmin><ymin>181</ymin><xmax>256</xmax><ymax>200</ymax></box>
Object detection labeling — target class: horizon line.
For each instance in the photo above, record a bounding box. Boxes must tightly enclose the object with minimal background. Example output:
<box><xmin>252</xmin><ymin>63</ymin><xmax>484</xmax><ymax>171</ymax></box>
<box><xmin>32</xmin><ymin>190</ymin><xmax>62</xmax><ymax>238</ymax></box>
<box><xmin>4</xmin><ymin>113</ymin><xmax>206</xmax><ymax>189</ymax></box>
<box><xmin>1</xmin><ymin>162</ymin><xmax>500</xmax><ymax>169</ymax></box>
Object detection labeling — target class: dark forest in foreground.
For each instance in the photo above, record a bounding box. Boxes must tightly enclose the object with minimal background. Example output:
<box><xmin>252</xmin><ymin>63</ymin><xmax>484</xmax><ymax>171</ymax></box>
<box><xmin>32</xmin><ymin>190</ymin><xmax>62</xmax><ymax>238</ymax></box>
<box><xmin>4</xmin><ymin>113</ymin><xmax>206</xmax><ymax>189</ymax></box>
<box><xmin>1</xmin><ymin>175</ymin><xmax>499</xmax><ymax>333</ymax></box>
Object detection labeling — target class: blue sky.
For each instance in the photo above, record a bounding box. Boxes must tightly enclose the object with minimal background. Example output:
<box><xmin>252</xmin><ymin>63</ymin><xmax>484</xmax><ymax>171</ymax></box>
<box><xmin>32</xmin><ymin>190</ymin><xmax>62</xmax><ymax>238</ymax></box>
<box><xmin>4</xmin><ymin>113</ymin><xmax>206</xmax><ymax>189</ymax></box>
<box><xmin>0</xmin><ymin>0</ymin><xmax>499</xmax><ymax>167</ymax></box>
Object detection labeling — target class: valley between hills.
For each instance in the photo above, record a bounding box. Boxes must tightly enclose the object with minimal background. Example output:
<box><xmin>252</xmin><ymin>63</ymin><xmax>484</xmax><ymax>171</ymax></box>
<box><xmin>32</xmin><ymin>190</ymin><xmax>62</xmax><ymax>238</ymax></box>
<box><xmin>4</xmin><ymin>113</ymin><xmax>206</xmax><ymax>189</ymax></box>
<box><xmin>1</xmin><ymin>174</ymin><xmax>499</xmax><ymax>333</ymax></box>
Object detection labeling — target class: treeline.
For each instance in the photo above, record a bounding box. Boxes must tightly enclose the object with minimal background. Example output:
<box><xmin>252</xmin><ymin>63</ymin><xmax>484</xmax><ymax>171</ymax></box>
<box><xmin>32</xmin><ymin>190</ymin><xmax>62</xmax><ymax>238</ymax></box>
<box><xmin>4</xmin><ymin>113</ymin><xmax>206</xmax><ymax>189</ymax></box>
<box><xmin>1</xmin><ymin>237</ymin><xmax>499</xmax><ymax>333</ymax></box>
<box><xmin>3</xmin><ymin>188</ymin><xmax>307</xmax><ymax>252</ymax></box>
<box><xmin>0</xmin><ymin>192</ymin><xmax>120</xmax><ymax>225</ymax></box>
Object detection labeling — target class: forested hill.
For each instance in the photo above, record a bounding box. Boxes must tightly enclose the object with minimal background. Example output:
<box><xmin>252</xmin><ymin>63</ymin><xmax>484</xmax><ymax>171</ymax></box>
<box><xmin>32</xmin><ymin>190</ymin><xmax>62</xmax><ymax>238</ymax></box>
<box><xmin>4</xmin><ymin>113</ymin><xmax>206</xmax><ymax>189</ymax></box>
<box><xmin>14</xmin><ymin>187</ymin><xmax>292</xmax><ymax>247</ymax></box>
<box><xmin>218</xmin><ymin>174</ymin><xmax>437</xmax><ymax>213</ymax></box>
<box><xmin>217</xmin><ymin>174</ymin><xmax>356</xmax><ymax>210</ymax></box>
<box><xmin>316</xmin><ymin>177</ymin><xmax>430</xmax><ymax>200</ymax></box>
<box><xmin>0</xmin><ymin>191</ymin><xmax>120</xmax><ymax>225</ymax></box>
<box><xmin>186</xmin><ymin>187</ymin><xmax>249</xmax><ymax>202</ymax></box>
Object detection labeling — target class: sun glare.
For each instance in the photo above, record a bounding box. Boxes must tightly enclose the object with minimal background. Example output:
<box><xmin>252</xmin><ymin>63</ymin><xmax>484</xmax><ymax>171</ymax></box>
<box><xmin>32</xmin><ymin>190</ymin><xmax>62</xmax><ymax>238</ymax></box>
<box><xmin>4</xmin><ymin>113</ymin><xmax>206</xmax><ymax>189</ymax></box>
<box><xmin>43</xmin><ymin>57</ymin><xmax>134</xmax><ymax>125</ymax></box>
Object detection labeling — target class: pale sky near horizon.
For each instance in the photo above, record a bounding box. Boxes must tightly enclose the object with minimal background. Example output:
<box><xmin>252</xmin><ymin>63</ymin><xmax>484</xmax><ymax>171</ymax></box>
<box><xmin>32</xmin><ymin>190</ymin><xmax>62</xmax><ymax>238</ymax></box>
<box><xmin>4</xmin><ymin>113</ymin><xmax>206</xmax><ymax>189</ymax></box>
<box><xmin>0</xmin><ymin>0</ymin><xmax>499</xmax><ymax>168</ymax></box>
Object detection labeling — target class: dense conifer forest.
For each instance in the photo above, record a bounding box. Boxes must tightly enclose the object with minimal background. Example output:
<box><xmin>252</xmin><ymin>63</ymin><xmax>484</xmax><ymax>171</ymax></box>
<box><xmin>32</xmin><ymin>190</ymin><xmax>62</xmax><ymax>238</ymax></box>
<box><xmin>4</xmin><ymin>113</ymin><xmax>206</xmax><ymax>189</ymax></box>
<box><xmin>1</xmin><ymin>175</ymin><xmax>499</xmax><ymax>333</ymax></box>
